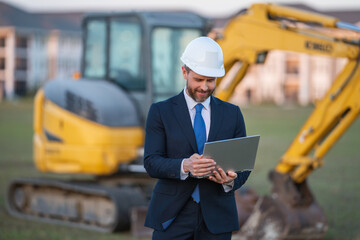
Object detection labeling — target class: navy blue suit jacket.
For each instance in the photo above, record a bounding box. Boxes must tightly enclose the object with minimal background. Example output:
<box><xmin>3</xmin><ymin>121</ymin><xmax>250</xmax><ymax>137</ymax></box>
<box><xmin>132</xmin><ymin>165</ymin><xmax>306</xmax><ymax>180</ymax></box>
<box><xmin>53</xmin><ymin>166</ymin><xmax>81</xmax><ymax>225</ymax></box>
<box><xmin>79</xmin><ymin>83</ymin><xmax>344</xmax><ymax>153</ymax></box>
<box><xmin>144</xmin><ymin>92</ymin><xmax>250</xmax><ymax>234</ymax></box>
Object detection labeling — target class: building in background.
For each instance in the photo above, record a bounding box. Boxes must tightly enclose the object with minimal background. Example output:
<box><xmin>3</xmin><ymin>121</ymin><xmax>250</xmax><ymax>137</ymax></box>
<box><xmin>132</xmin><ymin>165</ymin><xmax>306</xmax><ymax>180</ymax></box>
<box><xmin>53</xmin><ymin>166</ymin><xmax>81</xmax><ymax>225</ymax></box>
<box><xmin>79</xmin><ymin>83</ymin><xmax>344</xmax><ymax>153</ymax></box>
<box><xmin>0</xmin><ymin>2</ymin><xmax>359</xmax><ymax>105</ymax></box>
<box><xmin>229</xmin><ymin>51</ymin><xmax>348</xmax><ymax>106</ymax></box>
<box><xmin>0</xmin><ymin>2</ymin><xmax>83</xmax><ymax>99</ymax></box>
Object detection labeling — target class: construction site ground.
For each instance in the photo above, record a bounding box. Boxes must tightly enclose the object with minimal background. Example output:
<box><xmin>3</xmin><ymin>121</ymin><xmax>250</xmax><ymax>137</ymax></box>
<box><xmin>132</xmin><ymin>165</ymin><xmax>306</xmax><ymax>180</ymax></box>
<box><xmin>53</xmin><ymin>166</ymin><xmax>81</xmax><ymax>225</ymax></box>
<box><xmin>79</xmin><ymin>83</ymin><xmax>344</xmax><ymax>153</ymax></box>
<box><xmin>0</xmin><ymin>98</ymin><xmax>359</xmax><ymax>240</ymax></box>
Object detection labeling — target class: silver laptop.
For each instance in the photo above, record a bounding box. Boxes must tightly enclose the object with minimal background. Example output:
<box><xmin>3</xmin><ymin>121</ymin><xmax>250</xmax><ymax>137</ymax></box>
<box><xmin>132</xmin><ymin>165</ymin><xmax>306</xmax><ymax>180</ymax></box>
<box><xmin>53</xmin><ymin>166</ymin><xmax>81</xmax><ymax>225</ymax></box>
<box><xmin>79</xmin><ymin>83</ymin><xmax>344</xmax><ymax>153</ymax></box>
<box><xmin>203</xmin><ymin>135</ymin><xmax>260</xmax><ymax>174</ymax></box>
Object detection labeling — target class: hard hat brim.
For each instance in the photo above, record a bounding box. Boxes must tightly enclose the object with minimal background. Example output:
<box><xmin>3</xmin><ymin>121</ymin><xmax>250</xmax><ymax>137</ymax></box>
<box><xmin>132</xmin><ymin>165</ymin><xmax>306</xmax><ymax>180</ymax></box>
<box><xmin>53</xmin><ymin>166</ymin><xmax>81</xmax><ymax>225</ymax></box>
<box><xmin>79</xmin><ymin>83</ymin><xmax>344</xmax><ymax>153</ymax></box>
<box><xmin>186</xmin><ymin>63</ymin><xmax>225</xmax><ymax>78</ymax></box>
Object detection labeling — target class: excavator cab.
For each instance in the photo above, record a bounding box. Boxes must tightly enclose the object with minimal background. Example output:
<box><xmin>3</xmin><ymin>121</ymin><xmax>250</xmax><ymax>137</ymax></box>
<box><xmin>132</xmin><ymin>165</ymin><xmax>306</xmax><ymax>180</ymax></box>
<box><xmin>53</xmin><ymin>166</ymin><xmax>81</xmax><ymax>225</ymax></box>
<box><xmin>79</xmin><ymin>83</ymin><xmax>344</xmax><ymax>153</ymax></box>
<box><xmin>82</xmin><ymin>12</ymin><xmax>208</xmax><ymax>115</ymax></box>
<box><xmin>33</xmin><ymin>12</ymin><xmax>208</xmax><ymax>175</ymax></box>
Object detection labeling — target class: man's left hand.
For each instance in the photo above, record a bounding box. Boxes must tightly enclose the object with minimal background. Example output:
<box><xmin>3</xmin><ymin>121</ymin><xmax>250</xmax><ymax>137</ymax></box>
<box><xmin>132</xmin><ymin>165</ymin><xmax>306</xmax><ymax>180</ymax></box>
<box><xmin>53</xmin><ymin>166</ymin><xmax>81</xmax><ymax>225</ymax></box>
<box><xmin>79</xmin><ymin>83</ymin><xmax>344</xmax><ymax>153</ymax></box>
<box><xmin>207</xmin><ymin>168</ymin><xmax>237</xmax><ymax>184</ymax></box>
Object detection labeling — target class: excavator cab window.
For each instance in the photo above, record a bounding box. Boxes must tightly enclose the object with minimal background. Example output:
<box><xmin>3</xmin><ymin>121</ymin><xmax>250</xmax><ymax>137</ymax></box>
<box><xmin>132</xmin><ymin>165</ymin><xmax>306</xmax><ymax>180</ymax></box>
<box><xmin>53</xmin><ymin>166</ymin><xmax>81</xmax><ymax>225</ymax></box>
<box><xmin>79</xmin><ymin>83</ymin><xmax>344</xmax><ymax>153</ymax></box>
<box><xmin>109</xmin><ymin>17</ymin><xmax>144</xmax><ymax>91</ymax></box>
<box><xmin>83</xmin><ymin>16</ymin><xmax>145</xmax><ymax>91</ymax></box>
<box><xmin>83</xmin><ymin>19</ymin><xmax>107</xmax><ymax>79</ymax></box>
<box><xmin>151</xmin><ymin>27</ymin><xmax>201</xmax><ymax>102</ymax></box>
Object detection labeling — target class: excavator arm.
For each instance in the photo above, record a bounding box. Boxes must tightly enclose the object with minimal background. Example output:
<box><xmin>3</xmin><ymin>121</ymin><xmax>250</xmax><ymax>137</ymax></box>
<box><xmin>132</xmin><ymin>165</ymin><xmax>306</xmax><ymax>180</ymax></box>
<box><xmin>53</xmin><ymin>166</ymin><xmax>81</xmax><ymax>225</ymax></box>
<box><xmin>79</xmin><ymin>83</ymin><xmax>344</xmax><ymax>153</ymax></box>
<box><xmin>213</xmin><ymin>3</ymin><xmax>360</xmax><ymax>239</ymax></box>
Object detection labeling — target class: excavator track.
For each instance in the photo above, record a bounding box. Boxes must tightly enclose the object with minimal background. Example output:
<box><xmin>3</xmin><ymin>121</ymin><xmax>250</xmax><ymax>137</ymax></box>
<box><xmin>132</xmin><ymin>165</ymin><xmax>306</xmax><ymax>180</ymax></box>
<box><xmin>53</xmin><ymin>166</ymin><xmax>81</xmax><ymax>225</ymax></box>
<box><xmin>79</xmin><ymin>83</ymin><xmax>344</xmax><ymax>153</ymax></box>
<box><xmin>6</xmin><ymin>178</ymin><xmax>147</xmax><ymax>232</ymax></box>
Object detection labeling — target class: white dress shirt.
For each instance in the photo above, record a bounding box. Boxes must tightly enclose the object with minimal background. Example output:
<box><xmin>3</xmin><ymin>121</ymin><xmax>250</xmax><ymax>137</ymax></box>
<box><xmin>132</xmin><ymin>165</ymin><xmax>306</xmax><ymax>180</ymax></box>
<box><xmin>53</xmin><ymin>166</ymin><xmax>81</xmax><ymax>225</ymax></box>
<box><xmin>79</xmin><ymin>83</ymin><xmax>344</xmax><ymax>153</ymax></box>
<box><xmin>180</xmin><ymin>88</ymin><xmax>233</xmax><ymax>191</ymax></box>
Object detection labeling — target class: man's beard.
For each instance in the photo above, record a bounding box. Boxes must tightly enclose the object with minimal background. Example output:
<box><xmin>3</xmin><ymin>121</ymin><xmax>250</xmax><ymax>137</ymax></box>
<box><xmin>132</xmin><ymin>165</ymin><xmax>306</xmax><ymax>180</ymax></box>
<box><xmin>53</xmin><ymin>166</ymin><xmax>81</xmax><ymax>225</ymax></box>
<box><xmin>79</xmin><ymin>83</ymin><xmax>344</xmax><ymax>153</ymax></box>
<box><xmin>186</xmin><ymin>83</ymin><xmax>214</xmax><ymax>102</ymax></box>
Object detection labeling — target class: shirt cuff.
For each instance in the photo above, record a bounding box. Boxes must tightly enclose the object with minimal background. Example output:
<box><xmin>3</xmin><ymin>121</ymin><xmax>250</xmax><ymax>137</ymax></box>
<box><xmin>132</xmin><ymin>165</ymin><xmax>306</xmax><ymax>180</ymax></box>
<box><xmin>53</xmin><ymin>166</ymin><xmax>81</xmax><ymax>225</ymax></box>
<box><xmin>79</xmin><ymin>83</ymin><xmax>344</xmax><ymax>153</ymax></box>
<box><xmin>180</xmin><ymin>159</ymin><xmax>189</xmax><ymax>180</ymax></box>
<box><xmin>222</xmin><ymin>180</ymin><xmax>234</xmax><ymax>192</ymax></box>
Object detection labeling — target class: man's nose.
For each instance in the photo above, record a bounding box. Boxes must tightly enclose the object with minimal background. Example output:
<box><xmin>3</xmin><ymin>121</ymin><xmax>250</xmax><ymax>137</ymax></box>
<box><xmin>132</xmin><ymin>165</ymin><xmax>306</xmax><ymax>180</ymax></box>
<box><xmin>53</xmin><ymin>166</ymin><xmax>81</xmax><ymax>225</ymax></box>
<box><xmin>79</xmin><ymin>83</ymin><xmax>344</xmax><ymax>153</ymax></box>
<box><xmin>200</xmin><ymin>81</ymin><xmax>208</xmax><ymax>91</ymax></box>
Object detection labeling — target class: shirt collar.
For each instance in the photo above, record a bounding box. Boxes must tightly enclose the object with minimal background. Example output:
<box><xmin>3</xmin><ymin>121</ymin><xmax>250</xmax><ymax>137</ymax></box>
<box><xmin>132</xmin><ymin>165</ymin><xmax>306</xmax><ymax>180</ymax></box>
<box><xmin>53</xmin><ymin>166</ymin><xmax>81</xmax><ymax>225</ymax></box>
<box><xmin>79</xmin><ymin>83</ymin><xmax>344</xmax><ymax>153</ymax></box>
<box><xmin>183</xmin><ymin>88</ymin><xmax>211</xmax><ymax>111</ymax></box>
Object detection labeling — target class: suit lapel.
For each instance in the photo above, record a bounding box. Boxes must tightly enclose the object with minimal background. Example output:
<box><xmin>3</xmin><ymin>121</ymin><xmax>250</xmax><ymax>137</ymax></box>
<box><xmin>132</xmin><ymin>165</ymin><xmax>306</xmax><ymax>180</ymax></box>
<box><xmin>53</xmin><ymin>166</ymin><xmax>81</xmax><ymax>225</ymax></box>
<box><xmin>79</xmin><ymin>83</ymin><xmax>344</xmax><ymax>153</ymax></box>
<box><xmin>208</xmin><ymin>96</ymin><xmax>223</xmax><ymax>142</ymax></box>
<box><xmin>172</xmin><ymin>92</ymin><xmax>198</xmax><ymax>153</ymax></box>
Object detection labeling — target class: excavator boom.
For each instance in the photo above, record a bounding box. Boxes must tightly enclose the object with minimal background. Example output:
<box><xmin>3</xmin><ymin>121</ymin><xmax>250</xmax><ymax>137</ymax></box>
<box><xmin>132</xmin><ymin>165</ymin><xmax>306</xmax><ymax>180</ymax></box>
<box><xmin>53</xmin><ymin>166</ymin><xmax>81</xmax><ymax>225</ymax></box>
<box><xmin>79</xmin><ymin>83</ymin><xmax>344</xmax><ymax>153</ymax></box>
<box><xmin>215</xmin><ymin>3</ymin><xmax>359</xmax><ymax>101</ymax></box>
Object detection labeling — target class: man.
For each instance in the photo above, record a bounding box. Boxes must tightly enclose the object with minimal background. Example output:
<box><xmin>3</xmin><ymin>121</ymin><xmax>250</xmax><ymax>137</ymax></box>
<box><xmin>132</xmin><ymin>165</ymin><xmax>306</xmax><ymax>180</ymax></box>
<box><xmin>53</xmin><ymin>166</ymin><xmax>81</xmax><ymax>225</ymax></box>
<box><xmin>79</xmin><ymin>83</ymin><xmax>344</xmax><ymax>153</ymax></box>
<box><xmin>144</xmin><ymin>36</ymin><xmax>251</xmax><ymax>240</ymax></box>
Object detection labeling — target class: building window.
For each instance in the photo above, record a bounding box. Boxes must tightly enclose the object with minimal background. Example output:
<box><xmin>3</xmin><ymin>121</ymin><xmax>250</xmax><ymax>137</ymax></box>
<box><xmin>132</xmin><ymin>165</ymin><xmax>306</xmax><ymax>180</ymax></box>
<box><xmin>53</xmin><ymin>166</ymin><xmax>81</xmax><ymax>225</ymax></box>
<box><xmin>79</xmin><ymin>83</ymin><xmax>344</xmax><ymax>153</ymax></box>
<box><xmin>16</xmin><ymin>36</ymin><xmax>28</xmax><ymax>48</ymax></box>
<box><xmin>15</xmin><ymin>80</ymin><xmax>27</xmax><ymax>96</ymax></box>
<box><xmin>0</xmin><ymin>38</ymin><xmax>5</xmax><ymax>47</ymax></box>
<box><xmin>0</xmin><ymin>80</ymin><xmax>5</xmax><ymax>99</ymax></box>
<box><xmin>246</xmin><ymin>88</ymin><xmax>252</xmax><ymax>102</ymax></box>
<box><xmin>0</xmin><ymin>58</ymin><xmax>5</xmax><ymax>70</ymax></box>
<box><xmin>286</xmin><ymin>55</ymin><xmax>299</xmax><ymax>74</ymax></box>
<box><xmin>16</xmin><ymin>58</ymin><xmax>27</xmax><ymax>70</ymax></box>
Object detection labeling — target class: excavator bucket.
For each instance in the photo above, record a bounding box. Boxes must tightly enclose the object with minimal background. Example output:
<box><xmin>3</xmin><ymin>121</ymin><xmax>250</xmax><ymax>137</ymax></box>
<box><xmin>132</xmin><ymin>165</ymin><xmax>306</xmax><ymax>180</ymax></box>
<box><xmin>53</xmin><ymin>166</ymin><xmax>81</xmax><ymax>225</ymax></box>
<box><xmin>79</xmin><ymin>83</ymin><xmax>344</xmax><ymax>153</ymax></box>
<box><xmin>237</xmin><ymin>195</ymin><xmax>327</xmax><ymax>240</ymax></box>
<box><xmin>234</xmin><ymin>171</ymin><xmax>328</xmax><ymax>240</ymax></box>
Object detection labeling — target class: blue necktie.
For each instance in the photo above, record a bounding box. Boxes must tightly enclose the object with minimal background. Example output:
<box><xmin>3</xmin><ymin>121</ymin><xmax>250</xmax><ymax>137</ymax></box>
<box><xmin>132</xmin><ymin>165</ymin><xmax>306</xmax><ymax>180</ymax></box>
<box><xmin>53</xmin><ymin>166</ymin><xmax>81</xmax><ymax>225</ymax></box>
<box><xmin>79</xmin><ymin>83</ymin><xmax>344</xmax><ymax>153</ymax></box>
<box><xmin>191</xmin><ymin>104</ymin><xmax>206</xmax><ymax>203</ymax></box>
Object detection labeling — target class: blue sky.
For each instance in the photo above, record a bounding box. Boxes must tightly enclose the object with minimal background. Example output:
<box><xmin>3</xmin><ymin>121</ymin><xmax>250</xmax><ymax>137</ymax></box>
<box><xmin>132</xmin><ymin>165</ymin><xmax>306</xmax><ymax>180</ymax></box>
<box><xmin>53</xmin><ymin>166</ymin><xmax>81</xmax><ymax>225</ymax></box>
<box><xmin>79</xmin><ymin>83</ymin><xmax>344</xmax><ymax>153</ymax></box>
<box><xmin>3</xmin><ymin>0</ymin><xmax>360</xmax><ymax>17</ymax></box>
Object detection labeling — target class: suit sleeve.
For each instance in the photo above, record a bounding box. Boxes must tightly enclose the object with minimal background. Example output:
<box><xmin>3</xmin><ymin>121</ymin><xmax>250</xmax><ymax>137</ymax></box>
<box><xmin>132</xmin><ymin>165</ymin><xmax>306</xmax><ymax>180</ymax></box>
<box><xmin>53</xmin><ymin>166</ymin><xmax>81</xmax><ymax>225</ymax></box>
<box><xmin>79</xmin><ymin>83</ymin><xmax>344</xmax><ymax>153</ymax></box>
<box><xmin>234</xmin><ymin>106</ymin><xmax>246</xmax><ymax>139</ymax></box>
<box><xmin>143</xmin><ymin>103</ymin><xmax>183</xmax><ymax>180</ymax></box>
<box><xmin>232</xmin><ymin>106</ymin><xmax>251</xmax><ymax>191</ymax></box>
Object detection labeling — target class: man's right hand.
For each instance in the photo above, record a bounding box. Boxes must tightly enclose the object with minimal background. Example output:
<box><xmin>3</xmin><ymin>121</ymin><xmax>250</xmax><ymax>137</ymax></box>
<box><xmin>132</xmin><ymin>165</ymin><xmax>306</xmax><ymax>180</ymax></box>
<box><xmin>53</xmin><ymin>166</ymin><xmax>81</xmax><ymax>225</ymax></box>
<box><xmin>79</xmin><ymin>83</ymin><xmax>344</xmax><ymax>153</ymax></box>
<box><xmin>183</xmin><ymin>154</ymin><xmax>216</xmax><ymax>177</ymax></box>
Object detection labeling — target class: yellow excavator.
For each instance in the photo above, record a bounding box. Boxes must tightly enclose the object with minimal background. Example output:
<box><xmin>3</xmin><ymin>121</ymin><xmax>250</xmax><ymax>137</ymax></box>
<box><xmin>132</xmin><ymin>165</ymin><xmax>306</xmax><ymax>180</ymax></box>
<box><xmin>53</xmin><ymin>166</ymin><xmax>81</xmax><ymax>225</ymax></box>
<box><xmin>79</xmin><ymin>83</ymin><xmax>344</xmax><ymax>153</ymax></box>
<box><xmin>6</xmin><ymin>3</ymin><xmax>360</xmax><ymax>239</ymax></box>
<box><xmin>214</xmin><ymin>4</ymin><xmax>360</xmax><ymax>239</ymax></box>
<box><xmin>6</xmin><ymin>11</ymin><xmax>210</xmax><ymax>232</ymax></box>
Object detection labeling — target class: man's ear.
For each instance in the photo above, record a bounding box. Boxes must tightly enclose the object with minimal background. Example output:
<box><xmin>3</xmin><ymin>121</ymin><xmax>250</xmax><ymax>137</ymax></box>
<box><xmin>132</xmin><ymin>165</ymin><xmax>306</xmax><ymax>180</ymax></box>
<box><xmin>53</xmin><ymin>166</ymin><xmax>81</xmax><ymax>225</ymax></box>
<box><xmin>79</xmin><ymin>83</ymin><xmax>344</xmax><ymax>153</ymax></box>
<box><xmin>181</xmin><ymin>66</ymin><xmax>188</xmax><ymax>79</ymax></box>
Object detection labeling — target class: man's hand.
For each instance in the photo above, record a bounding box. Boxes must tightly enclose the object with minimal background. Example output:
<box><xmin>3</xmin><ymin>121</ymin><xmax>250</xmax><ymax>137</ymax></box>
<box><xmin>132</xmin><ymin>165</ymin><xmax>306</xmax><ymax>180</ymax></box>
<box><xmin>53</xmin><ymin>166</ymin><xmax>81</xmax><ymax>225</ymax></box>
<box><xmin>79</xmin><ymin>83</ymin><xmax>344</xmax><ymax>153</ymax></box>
<box><xmin>208</xmin><ymin>168</ymin><xmax>237</xmax><ymax>184</ymax></box>
<box><xmin>183</xmin><ymin>154</ymin><xmax>216</xmax><ymax>177</ymax></box>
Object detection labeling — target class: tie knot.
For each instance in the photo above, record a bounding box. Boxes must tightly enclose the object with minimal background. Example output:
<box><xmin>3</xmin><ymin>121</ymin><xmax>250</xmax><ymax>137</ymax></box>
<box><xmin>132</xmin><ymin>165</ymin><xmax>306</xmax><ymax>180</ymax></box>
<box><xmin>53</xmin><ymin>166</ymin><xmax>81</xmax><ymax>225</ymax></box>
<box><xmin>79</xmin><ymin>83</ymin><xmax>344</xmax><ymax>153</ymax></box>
<box><xmin>195</xmin><ymin>104</ymin><xmax>203</xmax><ymax>113</ymax></box>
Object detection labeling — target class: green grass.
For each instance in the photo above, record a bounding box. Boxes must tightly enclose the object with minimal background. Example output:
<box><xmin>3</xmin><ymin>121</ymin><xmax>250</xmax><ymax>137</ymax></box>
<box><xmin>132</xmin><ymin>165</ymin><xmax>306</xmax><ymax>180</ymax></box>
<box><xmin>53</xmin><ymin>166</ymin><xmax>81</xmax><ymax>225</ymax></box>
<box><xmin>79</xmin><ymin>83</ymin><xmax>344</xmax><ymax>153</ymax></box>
<box><xmin>0</xmin><ymin>99</ymin><xmax>359</xmax><ymax>240</ymax></box>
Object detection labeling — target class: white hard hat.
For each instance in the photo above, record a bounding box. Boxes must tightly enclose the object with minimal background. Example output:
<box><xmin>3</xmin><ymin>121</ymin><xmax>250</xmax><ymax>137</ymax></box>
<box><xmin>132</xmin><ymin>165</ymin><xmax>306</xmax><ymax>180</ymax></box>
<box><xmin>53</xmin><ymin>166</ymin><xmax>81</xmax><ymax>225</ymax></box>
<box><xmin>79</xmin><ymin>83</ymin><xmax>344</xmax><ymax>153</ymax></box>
<box><xmin>180</xmin><ymin>36</ymin><xmax>225</xmax><ymax>77</ymax></box>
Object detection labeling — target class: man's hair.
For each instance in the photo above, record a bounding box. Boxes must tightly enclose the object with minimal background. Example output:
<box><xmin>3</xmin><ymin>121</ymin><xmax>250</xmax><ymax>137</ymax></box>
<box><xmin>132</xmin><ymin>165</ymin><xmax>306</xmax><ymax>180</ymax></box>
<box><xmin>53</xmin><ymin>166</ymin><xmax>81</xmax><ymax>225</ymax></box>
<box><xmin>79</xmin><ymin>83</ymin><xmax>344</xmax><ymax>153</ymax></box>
<box><xmin>183</xmin><ymin>65</ymin><xmax>191</xmax><ymax>73</ymax></box>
